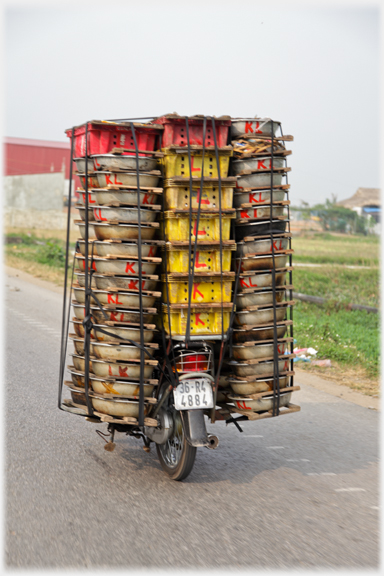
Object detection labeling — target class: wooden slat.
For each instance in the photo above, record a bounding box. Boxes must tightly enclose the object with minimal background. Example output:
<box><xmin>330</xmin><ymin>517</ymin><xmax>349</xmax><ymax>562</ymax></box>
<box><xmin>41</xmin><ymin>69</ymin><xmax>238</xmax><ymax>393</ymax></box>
<box><xmin>233</xmin><ymin>370</ymin><xmax>295</xmax><ymax>382</ymax></box>
<box><xmin>226</xmin><ymin>401</ymin><xmax>300</xmax><ymax>421</ymax></box>
<box><xmin>110</xmin><ymin>147</ymin><xmax>164</xmax><ymax>157</ymax></box>
<box><xmin>167</xmin><ymin>239</ymin><xmax>236</xmax><ymax>246</ymax></box>
<box><xmin>167</xmin><ymin>271</ymin><xmax>235</xmax><ymax>278</ymax></box>
<box><xmin>239</xmin><ymin>266</ymin><xmax>293</xmax><ymax>277</ymax></box>
<box><xmin>101</xmin><ymin>202</ymin><xmax>162</xmax><ymax>210</ymax></box>
<box><xmin>237</xmin><ymin>167</ymin><xmax>291</xmax><ymax>176</ymax></box>
<box><xmin>102</xmin><ymin>254</ymin><xmax>162</xmax><ymax>262</ymax></box>
<box><xmin>236</xmin><ymin>184</ymin><xmax>290</xmax><ymax>192</ymax></box>
<box><xmin>239</xmin><ymin>248</ymin><xmax>293</xmax><ymax>257</ymax></box>
<box><xmin>245</xmin><ymin>386</ymin><xmax>300</xmax><ymax>400</ymax></box>
<box><xmin>237</xmin><ymin>353</ymin><xmax>296</xmax><ymax>365</ymax></box>
<box><xmin>236</xmin><ymin>215</ymin><xmax>287</xmax><ymax>224</ymax></box>
<box><xmin>237</xmin><ymin>134</ymin><xmax>294</xmax><ymax>142</ymax></box>
<box><xmin>238</xmin><ymin>201</ymin><xmax>288</xmax><ymax>209</ymax></box>
<box><xmin>239</xmin><ymin>285</ymin><xmax>294</xmax><ymax>294</ymax></box>
<box><xmin>243</xmin><ymin>300</ymin><xmax>295</xmax><ymax>311</ymax></box>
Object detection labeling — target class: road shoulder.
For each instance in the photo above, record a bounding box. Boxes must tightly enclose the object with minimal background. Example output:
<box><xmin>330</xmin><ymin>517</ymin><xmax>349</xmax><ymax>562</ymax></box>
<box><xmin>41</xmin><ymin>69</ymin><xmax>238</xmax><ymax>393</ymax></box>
<box><xmin>5</xmin><ymin>264</ymin><xmax>64</xmax><ymax>295</ymax></box>
<box><xmin>295</xmin><ymin>368</ymin><xmax>380</xmax><ymax>411</ymax></box>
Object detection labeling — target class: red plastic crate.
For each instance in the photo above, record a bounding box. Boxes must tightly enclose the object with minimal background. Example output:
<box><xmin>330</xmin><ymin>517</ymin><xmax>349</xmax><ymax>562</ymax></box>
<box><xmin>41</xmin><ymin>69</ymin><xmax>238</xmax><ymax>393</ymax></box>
<box><xmin>151</xmin><ymin>115</ymin><xmax>231</xmax><ymax>148</ymax></box>
<box><xmin>65</xmin><ymin>121</ymin><xmax>162</xmax><ymax>158</ymax></box>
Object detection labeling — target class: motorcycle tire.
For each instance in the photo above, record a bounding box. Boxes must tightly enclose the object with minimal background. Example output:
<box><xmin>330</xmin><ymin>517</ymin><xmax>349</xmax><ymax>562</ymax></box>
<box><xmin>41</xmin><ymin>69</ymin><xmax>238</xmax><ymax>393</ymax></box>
<box><xmin>156</xmin><ymin>409</ymin><xmax>197</xmax><ymax>481</ymax></box>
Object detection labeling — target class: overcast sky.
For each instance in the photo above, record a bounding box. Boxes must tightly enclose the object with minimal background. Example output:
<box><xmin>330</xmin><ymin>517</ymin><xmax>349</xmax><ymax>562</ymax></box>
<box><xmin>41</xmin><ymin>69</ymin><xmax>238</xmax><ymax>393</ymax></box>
<box><xmin>4</xmin><ymin>0</ymin><xmax>380</xmax><ymax>206</ymax></box>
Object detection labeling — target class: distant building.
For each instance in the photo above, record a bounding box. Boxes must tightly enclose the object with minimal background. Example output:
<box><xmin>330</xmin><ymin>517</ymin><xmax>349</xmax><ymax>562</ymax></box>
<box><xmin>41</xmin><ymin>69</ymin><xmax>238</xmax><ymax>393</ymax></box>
<box><xmin>3</xmin><ymin>137</ymin><xmax>79</xmax><ymax>229</ymax></box>
<box><xmin>4</xmin><ymin>136</ymin><xmax>80</xmax><ymax>200</ymax></box>
<box><xmin>337</xmin><ymin>188</ymin><xmax>381</xmax><ymax>225</ymax></box>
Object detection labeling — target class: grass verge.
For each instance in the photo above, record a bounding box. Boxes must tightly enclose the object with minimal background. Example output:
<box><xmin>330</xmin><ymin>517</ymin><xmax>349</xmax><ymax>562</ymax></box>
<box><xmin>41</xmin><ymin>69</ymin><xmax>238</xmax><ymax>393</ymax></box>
<box><xmin>293</xmin><ymin>232</ymin><xmax>379</xmax><ymax>266</ymax></box>
<box><xmin>4</xmin><ymin>232</ymin><xmax>74</xmax><ymax>287</ymax></box>
<box><xmin>294</xmin><ymin>301</ymin><xmax>379</xmax><ymax>392</ymax></box>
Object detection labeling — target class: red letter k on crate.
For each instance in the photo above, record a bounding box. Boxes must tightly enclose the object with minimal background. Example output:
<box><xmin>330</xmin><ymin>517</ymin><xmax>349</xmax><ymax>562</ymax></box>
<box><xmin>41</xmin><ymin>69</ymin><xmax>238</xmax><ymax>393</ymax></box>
<box><xmin>192</xmin><ymin>283</ymin><xmax>204</xmax><ymax>300</ymax></box>
<box><xmin>125</xmin><ymin>262</ymin><xmax>136</xmax><ymax>274</ymax></box>
<box><xmin>195</xmin><ymin>313</ymin><xmax>205</xmax><ymax>327</ymax></box>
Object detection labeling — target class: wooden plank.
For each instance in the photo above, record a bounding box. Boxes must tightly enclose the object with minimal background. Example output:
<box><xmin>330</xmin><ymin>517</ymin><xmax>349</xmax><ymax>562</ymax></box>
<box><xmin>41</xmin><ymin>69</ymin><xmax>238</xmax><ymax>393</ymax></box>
<box><xmin>238</xmin><ymin>201</ymin><xmax>287</xmax><ymax>209</ymax></box>
<box><xmin>237</xmin><ymin>215</ymin><xmax>286</xmax><ymax>224</ymax></box>
<box><xmin>227</xmin><ymin>402</ymin><xmax>299</xmax><ymax>421</ymax></box>
<box><xmin>110</xmin><ymin>147</ymin><xmax>164</xmax><ymax>157</ymax></box>
<box><xmin>239</xmin><ymin>285</ymin><xmax>294</xmax><ymax>294</ymax></box>
<box><xmin>243</xmin><ymin>386</ymin><xmax>300</xmax><ymax>400</ymax></box>
<box><xmin>167</xmin><ymin>239</ymin><xmax>236</xmax><ymax>246</ymax></box>
<box><xmin>240</xmin><ymin>266</ymin><xmax>293</xmax><ymax>277</ymax></box>
<box><xmin>97</xmin><ymin>273</ymin><xmax>159</xmax><ymax>280</ymax></box>
<box><xmin>235</xmin><ymin>370</ymin><xmax>295</xmax><ymax>382</ymax></box>
<box><xmin>166</xmin><ymin>302</ymin><xmax>233</xmax><ymax>310</ymax></box>
<box><xmin>102</xmin><ymin>202</ymin><xmax>162</xmax><ymax>210</ymax></box>
<box><xmin>244</xmin><ymin>300</ymin><xmax>295</xmax><ymax>311</ymax></box>
<box><xmin>237</xmin><ymin>167</ymin><xmax>291</xmax><ymax>176</ymax></box>
<box><xmin>236</xmin><ymin>337</ymin><xmax>294</xmax><ymax>347</ymax></box>
<box><xmin>103</xmin><ymin>320</ymin><xmax>156</xmax><ymax>329</ymax></box>
<box><xmin>236</xmin><ymin>184</ymin><xmax>290</xmax><ymax>192</ymax></box>
<box><xmin>167</xmin><ymin>271</ymin><xmax>235</xmax><ymax>278</ymax></box>
<box><xmin>239</xmin><ymin>353</ymin><xmax>296</xmax><ymax>365</ymax></box>
<box><xmin>94</xmin><ymin>217</ymin><xmax>160</xmax><ymax>226</ymax></box>
<box><xmin>172</xmin><ymin>208</ymin><xmax>236</xmax><ymax>214</ymax></box>
<box><xmin>92</xmin><ymin>410</ymin><xmax>159</xmax><ymax>427</ymax></box>
<box><xmin>97</xmin><ymin>238</ymin><xmax>164</xmax><ymax>246</ymax></box>
<box><xmin>102</xmin><ymin>254</ymin><xmax>162</xmax><ymax>262</ymax></box>
<box><xmin>240</xmin><ymin>249</ymin><xmax>293</xmax><ymax>258</ymax></box>
<box><xmin>165</xmin><ymin>242</ymin><xmax>236</xmax><ymax>252</ymax></box>
<box><xmin>237</xmin><ymin>134</ymin><xmax>294</xmax><ymax>142</ymax></box>
<box><xmin>240</xmin><ymin>232</ymin><xmax>292</xmax><ymax>241</ymax></box>
<box><xmin>106</xmin><ymin>288</ymin><xmax>161</xmax><ymax>297</ymax></box>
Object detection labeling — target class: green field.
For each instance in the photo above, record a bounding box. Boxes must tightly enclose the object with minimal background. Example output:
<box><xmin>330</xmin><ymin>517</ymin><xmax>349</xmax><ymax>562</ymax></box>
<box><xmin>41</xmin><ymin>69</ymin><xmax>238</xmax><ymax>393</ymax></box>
<box><xmin>292</xmin><ymin>233</ymin><xmax>380</xmax><ymax>379</ymax></box>
<box><xmin>293</xmin><ymin>233</ymin><xmax>379</xmax><ymax>267</ymax></box>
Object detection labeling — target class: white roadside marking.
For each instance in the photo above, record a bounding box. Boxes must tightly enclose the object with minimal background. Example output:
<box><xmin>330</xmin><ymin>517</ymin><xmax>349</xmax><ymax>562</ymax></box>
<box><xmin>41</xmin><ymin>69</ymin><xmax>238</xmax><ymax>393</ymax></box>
<box><xmin>334</xmin><ymin>488</ymin><xmax>366</xmax><ymax>492</ymax></box>
<box><xmin>267</xmin><ymin>446</ymin><xmax>285</xmax><ymax>449</ymax></box>
<box><xmin>8</xmin><ymin>307</ymin><xmax>60</xmax><ymax>335</ymax></box>
<box><xmin>370</xmin><ymin>506</ymin><xmax>379</xmax><ymax>510</ymax></box>
<box><xmin>308</xmin><ymin>472</ymin><xmax>336</xmax><ymax>476</ymax></box>
<box><xmin>243</xmin><ymin>435</ymin><xmax>263</xmax><ymax>438</ymax></box>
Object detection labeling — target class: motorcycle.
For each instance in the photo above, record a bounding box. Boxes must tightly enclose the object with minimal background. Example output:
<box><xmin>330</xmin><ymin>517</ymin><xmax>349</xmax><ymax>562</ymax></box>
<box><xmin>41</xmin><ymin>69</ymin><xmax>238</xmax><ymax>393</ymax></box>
<box><xmin>144</xmin><ymin>342</ymin><xmax>219</xmax><ymax>481</ymax></box>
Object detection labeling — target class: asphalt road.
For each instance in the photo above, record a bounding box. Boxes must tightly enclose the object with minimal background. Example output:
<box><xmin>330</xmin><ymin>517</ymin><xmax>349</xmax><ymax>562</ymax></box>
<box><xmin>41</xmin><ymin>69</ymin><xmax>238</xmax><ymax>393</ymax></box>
<box><xmin>5</xmin><ymin>271</ymin><xmax>379</xmax><ymax>569</ymax></box>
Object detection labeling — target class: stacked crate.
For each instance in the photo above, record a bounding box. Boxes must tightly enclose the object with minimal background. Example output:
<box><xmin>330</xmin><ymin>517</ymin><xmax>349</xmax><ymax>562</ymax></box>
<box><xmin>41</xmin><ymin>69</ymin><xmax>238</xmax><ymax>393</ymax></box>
<box><xmin>227</xmin><ymin>118</ymin><xmax>295</xmax><ymax>414</ymax></box>
<box><xmin>152</xmin><ymin>115</ymin><xmax>237</xmax><ymax>340</ymax></box>
<box><xmin>65</xmin><ymin>121</ymin><xmax>164</xmax><ymax>422</ymax></box>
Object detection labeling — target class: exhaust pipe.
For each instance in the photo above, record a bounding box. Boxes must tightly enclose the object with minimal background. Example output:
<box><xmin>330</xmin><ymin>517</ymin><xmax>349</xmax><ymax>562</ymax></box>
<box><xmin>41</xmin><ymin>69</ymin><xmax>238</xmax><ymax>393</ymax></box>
<box><xmin>207</xmin><ymin>434</ymin><xmax>219</xmax><ymax>450</ymax></box>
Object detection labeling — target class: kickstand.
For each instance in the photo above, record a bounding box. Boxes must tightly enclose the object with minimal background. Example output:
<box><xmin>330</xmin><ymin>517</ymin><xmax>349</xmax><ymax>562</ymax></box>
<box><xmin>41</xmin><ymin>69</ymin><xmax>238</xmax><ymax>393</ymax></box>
<box><xmin>96</xmin><ymin>425</ymin><xmax>116</xmax><ymax>451</ymax></box>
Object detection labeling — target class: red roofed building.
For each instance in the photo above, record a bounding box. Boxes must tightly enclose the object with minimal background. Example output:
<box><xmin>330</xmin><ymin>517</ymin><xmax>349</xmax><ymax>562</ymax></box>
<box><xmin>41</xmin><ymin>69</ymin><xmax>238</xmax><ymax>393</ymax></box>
<box><xmin>4</xmin><ymin>136</ymin><xmax>71</xmax><ymax>177</ymax></box>
<box><xmin>4</xmin><ymin>136</ymin><xmax>80</xmax><ymax>202</ymax></box>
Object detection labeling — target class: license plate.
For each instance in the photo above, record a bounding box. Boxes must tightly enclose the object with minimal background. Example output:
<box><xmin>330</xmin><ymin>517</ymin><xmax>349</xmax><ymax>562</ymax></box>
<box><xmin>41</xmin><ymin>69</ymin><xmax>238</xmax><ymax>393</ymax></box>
<box><xmin>174</xmin><ymin>378</ymin><xmax>214</xmax><ymax>411</ymax></box>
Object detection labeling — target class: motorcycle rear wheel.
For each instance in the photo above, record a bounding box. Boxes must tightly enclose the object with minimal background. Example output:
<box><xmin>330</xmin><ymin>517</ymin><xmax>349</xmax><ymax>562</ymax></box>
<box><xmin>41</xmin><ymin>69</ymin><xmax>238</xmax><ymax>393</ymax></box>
<box><xmin>156</xmin><ymin>409</ymin><xmax>196</xmax><ymax>481</ymax></box>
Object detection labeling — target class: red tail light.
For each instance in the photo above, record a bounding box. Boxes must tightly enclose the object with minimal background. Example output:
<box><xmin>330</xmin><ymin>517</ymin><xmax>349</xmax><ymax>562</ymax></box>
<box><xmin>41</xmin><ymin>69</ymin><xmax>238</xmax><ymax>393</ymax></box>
<box><xmin>176</xmin><ymin>353</ymin><xmax>209</xmax><ymax>373</ymax></box>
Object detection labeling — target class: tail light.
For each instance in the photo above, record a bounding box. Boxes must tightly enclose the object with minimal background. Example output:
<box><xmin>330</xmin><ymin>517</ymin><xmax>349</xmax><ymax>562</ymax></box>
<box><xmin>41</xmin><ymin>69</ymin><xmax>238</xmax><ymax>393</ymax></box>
<box><xmin>174</xmin><ymin>351</ymin><xmax>211</xmax><ymax>373</ymax></box>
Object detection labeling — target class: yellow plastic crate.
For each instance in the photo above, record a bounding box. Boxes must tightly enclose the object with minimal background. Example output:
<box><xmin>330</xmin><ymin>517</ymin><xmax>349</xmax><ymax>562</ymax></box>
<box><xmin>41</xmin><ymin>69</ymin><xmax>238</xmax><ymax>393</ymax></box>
<box><xmin>161</xmin><ymin>211</ymin><xmax>234</xmax><ymax>242</ymax></box>
<box><xmin>162</xmin><ymin>276</ymin><xmax>234</xmax><ymax>304</ymax></box>
<box><xmin>162</xmin><ymin>305</ymin><xmax>231</xmax><ymax>336</ymax></box>
<box><xmin>164</xmin><ymin>244</ymin><xmax>234</xmax><ymax>273</ymax></box>
<box><xmin>163</xmin><ymin>179</ymin><xmax>234</xmax><ymax>211</ymax></box>
<box><xmin>161</xmin><ymin>146</ymin><xmax>232</xmax><ymax>179</ymax></box>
